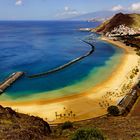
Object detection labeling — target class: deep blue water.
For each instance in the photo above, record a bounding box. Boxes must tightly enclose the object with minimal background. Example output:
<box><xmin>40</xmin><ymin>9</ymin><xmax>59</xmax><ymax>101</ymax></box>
<box><xmin>0</xmin><ymin>21</ymin><xmax>122</xmax><ymax>98</ymax></box>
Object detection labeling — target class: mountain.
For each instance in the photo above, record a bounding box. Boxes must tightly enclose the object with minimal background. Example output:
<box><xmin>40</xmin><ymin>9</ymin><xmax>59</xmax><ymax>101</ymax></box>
<box><xmin>0</xmin><ymin>105</ymin><xmax>51</xmax><ymax>140</ymax></box>
<box><xmin>92</xmin><ymin>13</ymin><xmax>140</xmax><ymax>33</ymax></box>
<box><xmin>67</xmin><ymin>10</ymin><xmax>129</xmax><ymax>21</ymax></box>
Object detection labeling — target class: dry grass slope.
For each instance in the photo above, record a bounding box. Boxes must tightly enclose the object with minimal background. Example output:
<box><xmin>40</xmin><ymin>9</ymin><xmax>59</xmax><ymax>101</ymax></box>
<box><xmin>93</xmin><ymin>13</ymin><xmax>140</xmax><ymax>33</ymax></box>
<box><xmin>0</xmin><ymin>105</ymin><xmax>51</xmax><ymax>140</ymax></box>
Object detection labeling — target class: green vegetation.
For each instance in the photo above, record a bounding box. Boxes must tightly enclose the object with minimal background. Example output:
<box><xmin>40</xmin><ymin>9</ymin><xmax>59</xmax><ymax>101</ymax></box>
<box><xmin>71</xmin><ymin>127</ymin><xmax>106</xmax><ymax>140</ymax></box>
<box><xmin>61</xmin><ymin>121</ymin><xmax>73</xmax><ymax>130</ymax></box>
<box><xmin>130</xmin><ymin>67</ymin><xmax>140</xmax><ymax>79</ymax></box>
<box><xmin>123</xmin><ymin>37</ymin><xmax>140</xmax><ymax>51</ymax></box>
<box><xmin>107</xmin><ymin>106</ymin><xmax>120</xmax><ymax>116</ymax></box>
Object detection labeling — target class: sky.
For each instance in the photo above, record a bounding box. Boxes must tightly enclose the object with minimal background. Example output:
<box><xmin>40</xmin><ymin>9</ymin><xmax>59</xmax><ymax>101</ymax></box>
<box><xmin>0</xmin><ymin>0</ymin><xmax>140</xmax><ymax>20</ymax></box>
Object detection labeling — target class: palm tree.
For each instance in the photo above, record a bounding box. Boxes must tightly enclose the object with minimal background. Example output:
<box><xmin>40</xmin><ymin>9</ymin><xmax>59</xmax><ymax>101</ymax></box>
<box><xmin>55</xmin><ymin>112</ymin><xmax>58</xmax><ymax>119</ymax></box>
<box><xmin>60</xmin><ymin>114</ymin><xmax>62</xmax><ymax>119</ymax></box>
<box><xmin>70</xmin><ymin>111</ymin><xmax>73</xmax><ymax>117</ymax></box>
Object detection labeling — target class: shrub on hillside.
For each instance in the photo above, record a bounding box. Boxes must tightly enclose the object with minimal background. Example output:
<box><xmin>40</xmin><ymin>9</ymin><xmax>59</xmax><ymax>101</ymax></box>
<box><xmin>107</xmin><ymin>106</ymin><xmax>120</xmax><ymax>116</ymax></box>
<box><xmin>61</xmin><ymin>121</ymin><xmax>73</xmax><ymax>130</ymax></box>
<box><xmin>71</xmin><ymin>127</ymin><xmax>106</xmax><ymax>140</ymax></box>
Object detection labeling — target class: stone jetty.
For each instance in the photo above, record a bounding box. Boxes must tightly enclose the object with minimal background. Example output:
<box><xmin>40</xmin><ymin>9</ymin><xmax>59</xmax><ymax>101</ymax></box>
<box><xmin>0</xmin><ymin>72</ymin><xmax>24</xmax><ymax>94</ymax></box>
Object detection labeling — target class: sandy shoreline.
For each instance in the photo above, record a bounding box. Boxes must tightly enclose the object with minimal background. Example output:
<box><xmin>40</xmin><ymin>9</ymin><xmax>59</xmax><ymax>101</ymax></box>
<box><xmin>0</xmin><ymin>37</ymin><xmax>140</xmax><ymax>124</ymax></box>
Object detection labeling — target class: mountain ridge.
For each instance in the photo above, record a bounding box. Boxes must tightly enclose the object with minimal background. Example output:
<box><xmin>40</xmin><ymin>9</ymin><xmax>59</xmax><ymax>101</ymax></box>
<box><xmin>92</xmin><ymin>13</ymin><xmax>140</xmax><ymax>33</ymax></box>
<box><xmin>66</xmin><ymin>10</ymin><xmax>130</xmax><ymax>21</ymax></box>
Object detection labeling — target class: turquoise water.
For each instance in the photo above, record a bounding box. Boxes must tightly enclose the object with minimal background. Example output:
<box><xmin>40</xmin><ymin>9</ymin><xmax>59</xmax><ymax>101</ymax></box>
<box><xmin>0</xmin><ymin>21</ymin><xmax>123</xmax><ymax>101</ymax></box>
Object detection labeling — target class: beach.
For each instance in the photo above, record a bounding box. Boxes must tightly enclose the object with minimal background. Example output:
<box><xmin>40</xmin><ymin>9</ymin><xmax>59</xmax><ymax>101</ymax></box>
<box><xmin>0</xmin><ymin>37</ymin><xmax>140</xmax><ymax>124</ymax></box>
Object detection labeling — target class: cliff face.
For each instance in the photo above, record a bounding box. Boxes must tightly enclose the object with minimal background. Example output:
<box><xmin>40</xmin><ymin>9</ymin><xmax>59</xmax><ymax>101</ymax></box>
<box><xmin>0</xmin><ymin>105</ymin><xmax>51</xmax><ymax>140</ymax></box>
<box><xmin>93</xmin><ymin>13</ymin><xmax>140</xmax><ymax>33</ymax></box>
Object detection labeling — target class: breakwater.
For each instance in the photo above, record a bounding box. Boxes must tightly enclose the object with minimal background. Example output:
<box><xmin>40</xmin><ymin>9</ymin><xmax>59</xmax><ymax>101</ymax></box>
<box><xmin>0</xmin><ymin>72</ymin><xmax>24</xmax><ymax>94</ymax></box>
<box><xmin>27</xmin><ymin>41</ymin><xmax>95</xmax><ymax>78</ymax></box>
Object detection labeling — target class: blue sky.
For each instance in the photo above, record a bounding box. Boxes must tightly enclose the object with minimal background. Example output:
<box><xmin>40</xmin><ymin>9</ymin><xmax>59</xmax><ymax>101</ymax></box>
<box><xmin>0</xmin><ymin>0</ymin><xmax>140</xmax><ymax>20</ymax></box>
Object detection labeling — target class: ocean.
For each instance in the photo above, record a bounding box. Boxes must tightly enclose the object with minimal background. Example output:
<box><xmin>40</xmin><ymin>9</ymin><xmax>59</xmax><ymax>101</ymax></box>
<box><xmin>0</xmin><ymin>21</ymin><xmax>123</xmax><ymax>101</ymax></box>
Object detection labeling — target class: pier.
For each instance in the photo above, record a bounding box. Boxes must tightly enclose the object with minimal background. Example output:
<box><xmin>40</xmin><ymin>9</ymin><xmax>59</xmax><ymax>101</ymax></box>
<box><xmin>0</xmin><ymin>72</ymin><xmax>24</xmax><ymax>94</ymax></box>
<box><xmin>27</xmin><ymin>41</ymin><xmax>95</xmax><ymax>78</ymax></box>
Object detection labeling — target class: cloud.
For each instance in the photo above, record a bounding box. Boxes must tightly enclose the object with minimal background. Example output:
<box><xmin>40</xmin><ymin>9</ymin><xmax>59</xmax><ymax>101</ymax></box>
<box><xmin>130</xmin><ymin>2</ymin><xmax>140</xmax><ymax>11</ymax></box>
<box><xmin>56</xmin><ymin>6</ymin><xmax>81</xmax><ymax>18</ymax></box>
<box><xmin>110</xmin><ymin>3</ymin><xmax>140</xmax><ymax>12</ymax></box>
<box><xmin>64</xmin><ymin>6</ymin><xmax>70</xmax><ymax>11</ymax></box>
<box><xmin>15</xmin><ymin>0</ymin><xmax>23</xmax><ymax>6</ymax></box>
<box><xmin>111</xmin><ymin>5</ymin><xmax>124</xmax><ymax>11</ymax></box>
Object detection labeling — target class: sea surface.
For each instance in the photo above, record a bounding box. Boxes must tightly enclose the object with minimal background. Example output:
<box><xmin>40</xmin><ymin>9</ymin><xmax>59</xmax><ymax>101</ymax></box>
<box><xmin>0</xmin><ymin>21</ymin><xmax>124</xmax><ymax>101</ymax></box>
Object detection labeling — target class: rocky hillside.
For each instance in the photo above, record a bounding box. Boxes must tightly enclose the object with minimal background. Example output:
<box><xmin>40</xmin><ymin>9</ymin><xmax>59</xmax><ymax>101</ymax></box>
<box><xmin>93</xmin><ymin>13</ymin><xmax>140</xmax><ymax>33</ymax></box>
<box><xmin>0</xmin><ymin>105</ymin><xmax>51</xmax><ymax>140</ymax></box>
<box><xmin>1</xmin><ymin>104</ymin><xmax>140</xmax><ymax>140</ymax></box>
<box><xmin>50</xmin><ymin>116</ymin><xmax>140</xmax><ymax>140</ymax></box>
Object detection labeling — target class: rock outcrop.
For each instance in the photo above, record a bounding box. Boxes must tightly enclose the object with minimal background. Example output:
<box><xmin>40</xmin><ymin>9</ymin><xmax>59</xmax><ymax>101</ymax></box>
<box><xmin>0</xmin><ymin>105</ymin><xmax>51</xmax><ymax>140</ymax></box>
